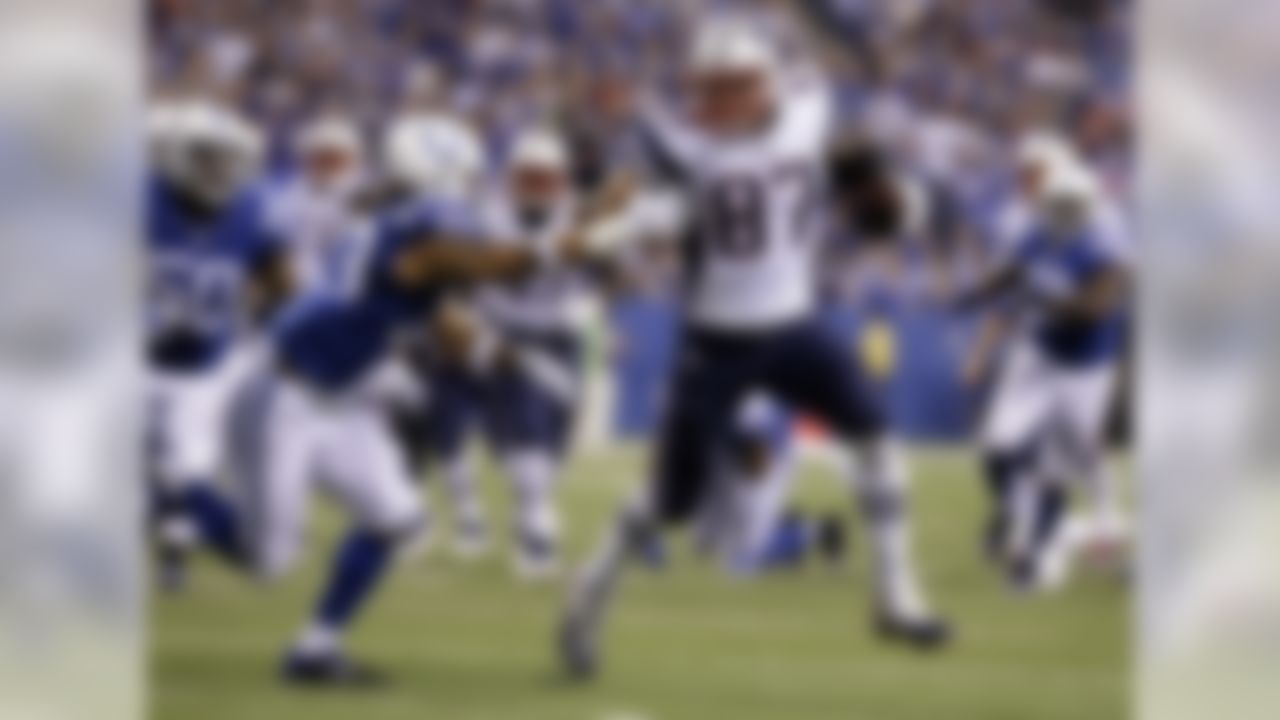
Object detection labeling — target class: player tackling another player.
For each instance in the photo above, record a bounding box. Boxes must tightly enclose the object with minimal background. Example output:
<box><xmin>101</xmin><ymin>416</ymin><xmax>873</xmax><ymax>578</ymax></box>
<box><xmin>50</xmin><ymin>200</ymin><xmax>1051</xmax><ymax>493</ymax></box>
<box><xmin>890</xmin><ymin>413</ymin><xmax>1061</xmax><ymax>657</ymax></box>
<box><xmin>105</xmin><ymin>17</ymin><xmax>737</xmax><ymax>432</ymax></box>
<box><xmin>146</xmin><ymin>8</ymin><xmax>1132</xmax><ymax>691</ymax></box>
<box><xmin>147</xmin><ymin>101</ymin><xmax>621</xmax><ymax>685</ymax></box>
<box><xmin>558</xmin><ymin>19</ymin><xmax>951</xmax><ymax>679</ymax></box>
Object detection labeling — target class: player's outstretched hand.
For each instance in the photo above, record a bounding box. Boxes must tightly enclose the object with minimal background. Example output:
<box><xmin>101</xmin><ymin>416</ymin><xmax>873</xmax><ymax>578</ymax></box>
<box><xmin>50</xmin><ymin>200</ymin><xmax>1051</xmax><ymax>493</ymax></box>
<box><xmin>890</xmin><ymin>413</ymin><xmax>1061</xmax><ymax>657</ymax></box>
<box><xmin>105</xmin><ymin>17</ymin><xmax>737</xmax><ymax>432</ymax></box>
<box><xmin>579</xmin><ymin>172</ymin><xmax>638</xmax><ymax>225</ymax></box>
<box><xmin>559</xmin><ymin>213</ymin><xmax>631</xmax><ymax>265</ymax></box>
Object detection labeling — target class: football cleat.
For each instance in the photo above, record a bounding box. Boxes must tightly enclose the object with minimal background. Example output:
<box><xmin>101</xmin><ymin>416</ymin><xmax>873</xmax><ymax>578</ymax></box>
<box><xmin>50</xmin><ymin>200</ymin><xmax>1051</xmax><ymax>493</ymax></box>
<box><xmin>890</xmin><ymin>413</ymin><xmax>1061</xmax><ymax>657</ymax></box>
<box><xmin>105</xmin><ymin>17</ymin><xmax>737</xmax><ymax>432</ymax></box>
<box><xmin>281</xmin><ymin>650</ymin><xmax>388</xmax><ymax>689</ymax></box>
<box><xmin>514</xmin><ymin>534</ymin><xmax>561</xmax><ymax>583</ymax></box>
<box><xmin>816</xmin><ymin>513</ymin><xmax>850</xmax><ymax>569</ymax></box>
<box><xmin>452</xmin><ymin>517</ymin><xmax>491</xmax><ymax>561</ymax></box>
<box><xmin>874</xmin><ymin>613</ymin><xmax>954</xmax><ymax>651</ymax></box>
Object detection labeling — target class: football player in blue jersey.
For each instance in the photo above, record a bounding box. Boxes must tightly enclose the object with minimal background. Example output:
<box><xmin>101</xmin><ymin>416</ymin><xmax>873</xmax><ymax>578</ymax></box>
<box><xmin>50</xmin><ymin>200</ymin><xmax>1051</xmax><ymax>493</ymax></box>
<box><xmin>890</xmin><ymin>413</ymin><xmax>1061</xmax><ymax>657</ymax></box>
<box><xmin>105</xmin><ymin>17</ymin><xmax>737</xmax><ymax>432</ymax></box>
<box><xmin>695</xmin><ymin>392</ymin><xmax>802</xmax><ymax>574</ymax></box>
<box><xmin>214</xmin><ymin>114</ymin><xmax>618</xmax><ymax>686</ymax></box>
<box><xmin>147</xmin><ymin>100</ymin><xmax>290</xmax><ymax>590</ymax></box>
<box><xmin>955</xmin><ymin>159</ymin><xmax>1131</xmax><ymax>592</ymax></box>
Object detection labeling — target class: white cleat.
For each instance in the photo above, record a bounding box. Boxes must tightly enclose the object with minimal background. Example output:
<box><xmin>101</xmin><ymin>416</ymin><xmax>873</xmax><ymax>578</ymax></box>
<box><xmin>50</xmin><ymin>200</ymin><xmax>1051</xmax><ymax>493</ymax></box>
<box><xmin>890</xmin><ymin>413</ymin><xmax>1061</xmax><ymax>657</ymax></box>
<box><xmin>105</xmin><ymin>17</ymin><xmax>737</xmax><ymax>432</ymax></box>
<box><xmin>1016</xmin><ymin>514</ymin><xmax>1094</xmax><ymax>594</ymax></box>
<box><xmin>1036</xmin><ymin>532</ymin><xmax>1075</xmax><ymax>593</ymax></box>
<box><xmin>1008</xmin><ymin>542</ymin><xmax>1072</xmax><ymax>596</ymax></box>
<box><xmin>513</xmin><ymin>533</ymin><xmax>561</xmax><ymax>583</ymax></box>
<box><xmin>451</xmin><ymin>519</ymin><xmax>491</xmax><ymax>561</ymax></box>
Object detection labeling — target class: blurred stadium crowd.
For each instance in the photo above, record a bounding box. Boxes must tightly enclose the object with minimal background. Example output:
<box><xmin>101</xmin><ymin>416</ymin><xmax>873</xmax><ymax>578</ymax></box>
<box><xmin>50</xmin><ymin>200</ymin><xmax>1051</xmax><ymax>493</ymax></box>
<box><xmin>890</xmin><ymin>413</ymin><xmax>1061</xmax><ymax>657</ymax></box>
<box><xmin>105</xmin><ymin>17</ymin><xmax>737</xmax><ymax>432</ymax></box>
<box><xmin>150</xmin><ymin>0</ymin><xmax>1131</xmax><ymax>296</ymax></box>
<box><xmin>147</xmin><ymin>0</ymin><xmax>1133</xmax><ymax>446</ymax></box>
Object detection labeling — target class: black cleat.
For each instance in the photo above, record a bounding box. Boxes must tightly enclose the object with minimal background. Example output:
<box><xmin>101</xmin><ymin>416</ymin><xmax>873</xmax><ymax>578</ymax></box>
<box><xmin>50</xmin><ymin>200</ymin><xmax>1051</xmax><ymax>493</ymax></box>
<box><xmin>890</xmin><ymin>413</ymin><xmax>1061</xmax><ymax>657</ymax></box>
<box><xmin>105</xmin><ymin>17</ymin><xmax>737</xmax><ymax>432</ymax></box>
<box><xmin>1006</xmin><ymin>553</ymin><xmax>1041</xmax><ymax>595</ymax></box>
<box><xmin>156</xmin><ymin>545</ymin><xmax>188</xmax><ymax>594</ymax></box>
<box><xmin>875</xmin><ymin>614</ymin><xmax>954</xmax><ymax>651</ymax></box>
<box><xmin>281</xmin><ymin>651</ymin><xmax>389</xmax><ymax>689</ymax></box>
<box><xmin>817</xmin><ymin>514</ymin><xmax>850</xmax><ymax>569</ymax></box>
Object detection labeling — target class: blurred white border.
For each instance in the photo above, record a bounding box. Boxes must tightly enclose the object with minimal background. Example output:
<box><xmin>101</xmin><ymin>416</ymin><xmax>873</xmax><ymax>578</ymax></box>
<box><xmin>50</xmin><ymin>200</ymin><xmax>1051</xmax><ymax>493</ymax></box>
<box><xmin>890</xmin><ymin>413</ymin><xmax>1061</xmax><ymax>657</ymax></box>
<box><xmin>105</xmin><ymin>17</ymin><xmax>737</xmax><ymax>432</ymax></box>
<box><xmin>1141</xmin><ymin>1</ymin><xmax>1280</xmax><ymax>718</ymax></box>
<box><xmin>0</xmin><ymin>3</ymin><xmax>143</xmax><ymax>720</ymax></box>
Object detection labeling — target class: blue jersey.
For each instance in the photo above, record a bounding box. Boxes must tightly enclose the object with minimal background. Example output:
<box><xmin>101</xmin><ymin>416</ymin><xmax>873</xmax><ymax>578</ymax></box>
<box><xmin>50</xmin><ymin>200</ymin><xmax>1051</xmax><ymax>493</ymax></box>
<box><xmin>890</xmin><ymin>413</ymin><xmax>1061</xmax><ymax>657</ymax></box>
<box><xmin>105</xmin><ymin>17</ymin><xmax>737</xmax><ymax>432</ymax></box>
<box><xmin>273</xmin><ymin>197</ymin><xmax>482</xmax><ymax>391</ymax></box>
<box><xmin>1012</xmin><ymin>225</ymin><xmax>1129</xmax><ymax>367</ymax></box>
<box><xmin>147</xmin><ymin>177</ymin><xmax>282</xmax><ymax>372</ymax></box>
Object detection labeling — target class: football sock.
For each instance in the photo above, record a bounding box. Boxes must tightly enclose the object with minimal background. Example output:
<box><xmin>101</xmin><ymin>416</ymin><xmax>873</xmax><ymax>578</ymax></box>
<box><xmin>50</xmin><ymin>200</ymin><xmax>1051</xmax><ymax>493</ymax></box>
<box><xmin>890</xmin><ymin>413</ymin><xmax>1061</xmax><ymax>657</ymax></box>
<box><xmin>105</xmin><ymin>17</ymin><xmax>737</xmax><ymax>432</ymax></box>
<box><xmin>852</xmin><ymin>438</ymin><xmax>930</xmax><ymax>620</ymax></box>
<box><xmin>443</xmin><ymin>452</ymin><xmax>484</xmax><ymax>530</ymax></box>
<box><xmin>984</xmin><ymin>448</ymin><xmax>1034</xmax><ymax>518</ymax></box>
<box><xmin>567</xmin><ymin>497</ymin><xmax>652</xmax><ymax>628</ymax></box>
<box><xmin>505</xmin><ymin>450</ymin><xmax>560</xmax><ymax>553</ymax></box>
<box><xmin>297</xmin><ymin>529</ymin><xmax>394</xmax><ymax>658</ymax></box>
<box><xmin>183</xmin><ymin>484</ymin><xmax>245</xmax><ymax>565</ymax></box>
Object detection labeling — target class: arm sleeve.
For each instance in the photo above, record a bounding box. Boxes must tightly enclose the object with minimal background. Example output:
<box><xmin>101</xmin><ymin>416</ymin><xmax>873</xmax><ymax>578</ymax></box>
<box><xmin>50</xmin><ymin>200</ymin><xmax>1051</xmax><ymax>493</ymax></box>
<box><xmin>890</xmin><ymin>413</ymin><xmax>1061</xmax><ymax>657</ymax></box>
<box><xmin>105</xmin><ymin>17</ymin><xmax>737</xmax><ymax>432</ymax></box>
<box><xmin>1093</xmin><ymin>201</ymin><xmax>1134</xmax><ymax>268</ymax></box>
<box><xmin>586</xmin><ymin>188</ymin><xmax>691</xmax><ymax>253</ymax></box>
<box><xmin>635</xmin><ymin>95</ymin><xmax>697</xmax><ymax>185</ymax></box>
<box><xmin>775</xmin><ymin>70</ymin><xmax>836</xmax><ymax>149</ymax></box>
<box><xmin>587</xmin><ymin>96</ymin><xmax>696</xmax><ymax>248</ymax></box>
<box><xmin>989</xmin><ymin>204</ymin><xmax>1031</xmax><ymax>272</ymax></box>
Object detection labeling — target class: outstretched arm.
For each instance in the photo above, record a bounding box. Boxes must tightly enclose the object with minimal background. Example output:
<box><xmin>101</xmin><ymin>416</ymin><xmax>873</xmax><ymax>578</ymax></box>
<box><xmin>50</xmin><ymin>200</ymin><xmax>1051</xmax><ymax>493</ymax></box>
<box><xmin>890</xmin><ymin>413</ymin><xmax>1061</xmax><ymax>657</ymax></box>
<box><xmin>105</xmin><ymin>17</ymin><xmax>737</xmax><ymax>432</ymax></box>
<box><xmin>952</xmin><ymin>265</ymin><xmax>1022</xmax><ymax>313</ymax></box>
<box><xmin>961</xmin><ymin>312</ymin><xmax>1011</xmax><ymax>387</ymax></box>
<box><xmin>1046</xmin><ymin>265</ymin><xmax>1129</xmax><ymax>321</ymax></box>
<box><xmin>391</xmin><ymin>236</ymin><xmax>544</xmax><ymax>287</ymax></box>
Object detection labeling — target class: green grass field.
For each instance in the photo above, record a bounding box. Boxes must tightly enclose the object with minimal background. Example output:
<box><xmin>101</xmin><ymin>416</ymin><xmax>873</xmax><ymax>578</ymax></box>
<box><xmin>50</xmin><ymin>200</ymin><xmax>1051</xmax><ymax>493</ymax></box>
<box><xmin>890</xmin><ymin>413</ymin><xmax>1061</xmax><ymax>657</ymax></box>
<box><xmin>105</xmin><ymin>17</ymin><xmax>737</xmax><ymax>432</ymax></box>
<box><xmin>154</xmin><ymin>445</ymin><xmax>1128</xmax><ymax>720</ymax></box>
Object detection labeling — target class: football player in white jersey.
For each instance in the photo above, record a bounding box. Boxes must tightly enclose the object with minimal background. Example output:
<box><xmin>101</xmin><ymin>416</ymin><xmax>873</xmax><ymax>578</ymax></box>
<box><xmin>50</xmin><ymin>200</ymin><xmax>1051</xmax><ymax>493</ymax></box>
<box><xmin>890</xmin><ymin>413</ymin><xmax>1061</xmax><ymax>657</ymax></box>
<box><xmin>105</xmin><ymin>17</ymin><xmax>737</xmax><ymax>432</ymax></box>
<box><xmin>267</xmin><ymin>115</ymin><xmax>369</xmax><ymax>293</ymax></box>
<box><xmin>473</xmin><ymin>128</ymin><xmax>589</xmax><ymax>578</ymax></box>
<box><xmin>559</xmin><ymin>19</ymin><xmax>949</xmax><ymax>679</ymax></box>
<box><xmin>421</xmin><ymin>128</ymin><xmax>589</xmax><ymax>577</ymax></box>
<box><xmin>956</xmin><ymin>157</ymin><xmax>1131</xmax><ymax>593</ymax></box>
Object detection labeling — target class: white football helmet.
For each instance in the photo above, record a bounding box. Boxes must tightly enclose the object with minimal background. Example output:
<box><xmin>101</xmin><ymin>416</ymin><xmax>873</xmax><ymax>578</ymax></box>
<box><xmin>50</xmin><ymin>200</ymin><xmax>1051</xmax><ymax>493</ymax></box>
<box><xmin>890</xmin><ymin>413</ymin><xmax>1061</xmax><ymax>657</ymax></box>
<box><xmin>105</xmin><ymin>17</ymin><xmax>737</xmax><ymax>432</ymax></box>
<box><xmin>510</xmin><ymin>128</ymin><xmax>570</xmax><ymax>175</ymax></box>
<box><xmin>165</xmin><ymin>99</ymin><xmax>264</xmax><ymax>207</ymax></box>
<box><xmin>294</xmin><ymin>115</ymin><xmax>364</xmax><ymax>194</ymax></box>
<box><xmin>508</xmin><ymin>128</ymin><xmax>573</xmax><ymax>218</ymax></box>
<box><xmin>382</xmin><ymin>112</ymin><xmax>484</xmax><ymax>200</ymax></box>
<box><xmin>1015</xmin><ymin>131</ymin><xmax>1080</xmax><ymax>194</ymax></box>
<box><xmin>1038</xmin><ymin>157</ymin><xmax>1099</xmax><ymax>233</ymax></box>
<box><xmin>686</xmin><ymin>19</ymin><xmax>782</xmax><ymax>135</ymax></box>
<box><xmin>296</xmin><ymin>115</ymin><xmax>362</xmax><ymax>161</ymax></box>
<box><xmin>689</xmin><ymin>19</ymin><xmax>780</xmax><ymax>80</ymax></box>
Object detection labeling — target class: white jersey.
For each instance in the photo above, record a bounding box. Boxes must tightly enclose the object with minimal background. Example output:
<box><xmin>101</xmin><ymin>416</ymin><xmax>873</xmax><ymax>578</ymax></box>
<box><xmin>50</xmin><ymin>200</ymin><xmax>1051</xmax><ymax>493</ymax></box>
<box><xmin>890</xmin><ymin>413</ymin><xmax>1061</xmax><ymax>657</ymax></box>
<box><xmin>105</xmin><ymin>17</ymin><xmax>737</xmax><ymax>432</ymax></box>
<box><xmin>267</xmin><ymin>177</ymin><xmax>367</xmax><ymax>293</ymax></box>
<box><xmin>475</xmin><ymin>195</ymin><xmax>585</xmax><ymax>335</ymax></box>
<box><xmin>641</xmin><ymin>79</ymin><xmax>835</xmax><ymax>331</ymax></box>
